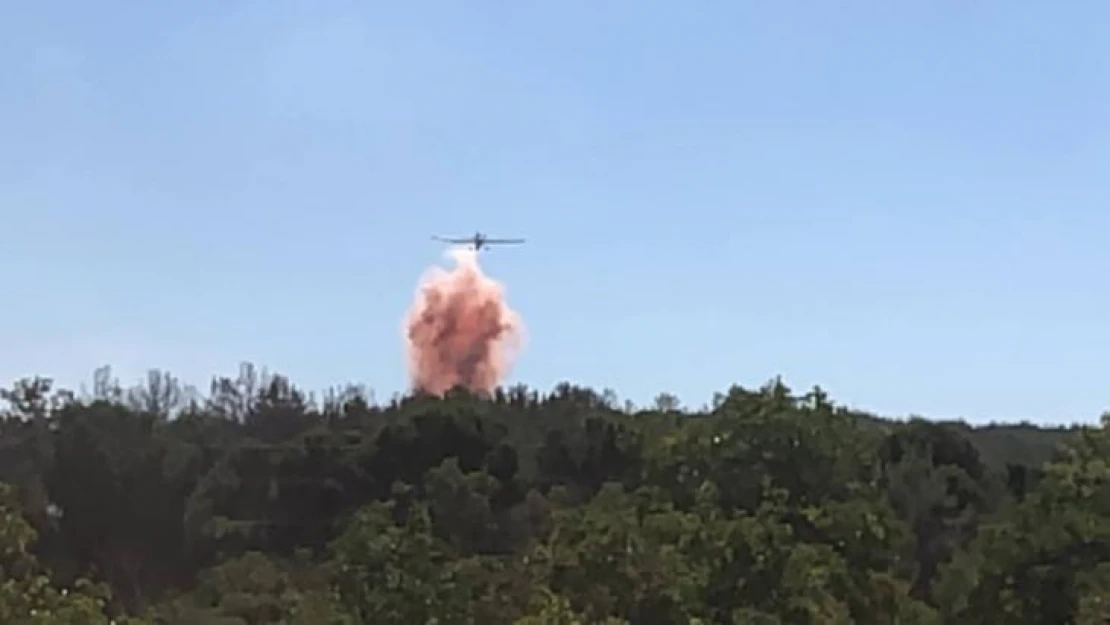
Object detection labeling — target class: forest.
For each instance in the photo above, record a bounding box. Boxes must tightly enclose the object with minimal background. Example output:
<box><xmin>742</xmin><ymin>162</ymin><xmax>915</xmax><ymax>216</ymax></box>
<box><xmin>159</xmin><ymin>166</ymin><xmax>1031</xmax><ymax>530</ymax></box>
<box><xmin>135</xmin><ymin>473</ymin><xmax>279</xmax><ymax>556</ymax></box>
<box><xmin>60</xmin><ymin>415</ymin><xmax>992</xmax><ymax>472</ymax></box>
<box><xmin>0</xmin><ymin>363</ymin><xmax>1107</xmax><ymax>624</ymax></box>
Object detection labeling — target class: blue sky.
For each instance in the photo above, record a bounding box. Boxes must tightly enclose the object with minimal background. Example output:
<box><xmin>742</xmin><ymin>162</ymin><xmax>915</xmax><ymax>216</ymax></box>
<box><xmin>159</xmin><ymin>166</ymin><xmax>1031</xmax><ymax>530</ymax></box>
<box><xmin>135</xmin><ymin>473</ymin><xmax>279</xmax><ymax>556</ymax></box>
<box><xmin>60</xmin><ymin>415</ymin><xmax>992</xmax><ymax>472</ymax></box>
<box><xmin>1</xmin><ymin>2</ymin><xmax>1107</xmax><ymax>424</ymax></box>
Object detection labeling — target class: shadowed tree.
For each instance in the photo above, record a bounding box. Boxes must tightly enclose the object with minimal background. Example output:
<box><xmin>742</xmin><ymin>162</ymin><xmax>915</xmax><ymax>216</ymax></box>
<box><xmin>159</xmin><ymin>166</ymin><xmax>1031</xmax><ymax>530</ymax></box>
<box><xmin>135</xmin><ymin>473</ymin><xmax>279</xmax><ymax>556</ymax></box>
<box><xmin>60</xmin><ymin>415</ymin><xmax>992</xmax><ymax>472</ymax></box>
<box><xmin>0</xmin><ymin>364</ymin><xmax>1099</xmax><ymax>622</ymax></box>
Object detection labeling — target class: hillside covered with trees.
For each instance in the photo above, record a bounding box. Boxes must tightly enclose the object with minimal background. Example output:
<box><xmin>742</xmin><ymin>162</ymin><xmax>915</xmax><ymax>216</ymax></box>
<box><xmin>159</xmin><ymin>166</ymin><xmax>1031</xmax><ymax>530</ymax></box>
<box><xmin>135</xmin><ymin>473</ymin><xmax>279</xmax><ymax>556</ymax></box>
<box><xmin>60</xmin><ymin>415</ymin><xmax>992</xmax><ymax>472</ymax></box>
<box><xmin>0</xmin><ymin>364</ymin><xmax>1107</xmax><ymax>624</ymax></box>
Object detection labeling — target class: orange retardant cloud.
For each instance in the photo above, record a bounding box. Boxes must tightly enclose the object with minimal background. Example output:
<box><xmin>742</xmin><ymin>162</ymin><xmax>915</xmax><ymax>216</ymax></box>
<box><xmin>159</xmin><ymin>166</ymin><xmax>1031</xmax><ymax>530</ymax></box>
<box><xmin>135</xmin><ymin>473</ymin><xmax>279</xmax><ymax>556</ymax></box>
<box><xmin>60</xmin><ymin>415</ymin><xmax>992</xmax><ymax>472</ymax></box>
<box><xmin>403</xmin><ymin>246</ymin><xmax>524</xmax><ymax>396</ymax></box>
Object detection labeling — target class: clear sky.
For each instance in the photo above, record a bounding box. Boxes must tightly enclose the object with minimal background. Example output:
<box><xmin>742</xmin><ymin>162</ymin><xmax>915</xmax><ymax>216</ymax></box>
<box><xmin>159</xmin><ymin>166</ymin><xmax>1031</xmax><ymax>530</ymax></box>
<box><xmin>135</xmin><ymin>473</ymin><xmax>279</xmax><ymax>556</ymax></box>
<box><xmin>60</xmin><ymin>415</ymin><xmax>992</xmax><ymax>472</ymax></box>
<box><xmin>1</xmin><ymin>2</ymin><xmax>1108</xmax><ymax>424</ymax></box>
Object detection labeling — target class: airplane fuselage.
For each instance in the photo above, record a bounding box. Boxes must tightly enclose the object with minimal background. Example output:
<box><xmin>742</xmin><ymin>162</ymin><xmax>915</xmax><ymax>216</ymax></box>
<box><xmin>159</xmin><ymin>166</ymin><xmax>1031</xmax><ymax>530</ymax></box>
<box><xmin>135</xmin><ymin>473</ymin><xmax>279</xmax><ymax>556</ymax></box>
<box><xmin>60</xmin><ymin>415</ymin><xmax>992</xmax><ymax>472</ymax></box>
<box><xmin>432</xmin><ymin>231</ymin><xmax>524</xmax><ymax>251</ymax></box>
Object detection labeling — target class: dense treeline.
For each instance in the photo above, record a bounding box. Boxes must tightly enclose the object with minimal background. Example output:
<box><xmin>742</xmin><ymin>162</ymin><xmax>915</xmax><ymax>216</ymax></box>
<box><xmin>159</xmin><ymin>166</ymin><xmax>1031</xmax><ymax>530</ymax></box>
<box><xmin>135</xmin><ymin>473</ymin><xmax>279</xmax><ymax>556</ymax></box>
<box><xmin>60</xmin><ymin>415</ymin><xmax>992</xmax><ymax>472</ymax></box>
<box><xmin>0</xmin><ymin>363</ymin><xmax>1106</xmax><ymax>623</ymax></box>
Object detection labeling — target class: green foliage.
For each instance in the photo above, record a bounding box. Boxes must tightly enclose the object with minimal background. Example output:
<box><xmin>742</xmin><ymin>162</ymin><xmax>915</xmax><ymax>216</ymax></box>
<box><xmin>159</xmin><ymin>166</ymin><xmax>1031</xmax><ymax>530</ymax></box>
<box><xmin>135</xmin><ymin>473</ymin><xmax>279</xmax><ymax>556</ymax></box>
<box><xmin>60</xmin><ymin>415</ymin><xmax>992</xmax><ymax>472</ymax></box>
<box><xmin>516</xmin><ymin>589</ymin><xmax>630</xmax><ymax>625</ymax></box>
<box><xmin>0</xmin><ymin>366</ymin><xmax>1104</xmax><ymax>623</ymax></box>
<box><xmin>151</xmin><ymin>551</ymin><xmax>351</xmax><ymax>625</ymax></box>
<box><xmin>936</xmin><ymin>414</ymin><xmax>1110</xmax><ymax>623</ymax></box>
<box><xmin>0</xmin><ymin>483</ymin><xmax>149</xmax><ymax>624</ymax></box>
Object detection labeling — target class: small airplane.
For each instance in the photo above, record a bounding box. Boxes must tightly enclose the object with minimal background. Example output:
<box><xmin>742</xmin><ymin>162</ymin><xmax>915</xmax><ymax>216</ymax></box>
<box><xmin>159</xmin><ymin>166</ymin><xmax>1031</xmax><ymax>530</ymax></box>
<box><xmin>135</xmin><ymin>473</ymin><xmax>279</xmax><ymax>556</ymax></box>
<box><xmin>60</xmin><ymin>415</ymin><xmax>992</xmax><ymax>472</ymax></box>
<box><xmin>432</xmin><ymin>231</ymin><xmax>525</xmax><ymax>251</ymax></box>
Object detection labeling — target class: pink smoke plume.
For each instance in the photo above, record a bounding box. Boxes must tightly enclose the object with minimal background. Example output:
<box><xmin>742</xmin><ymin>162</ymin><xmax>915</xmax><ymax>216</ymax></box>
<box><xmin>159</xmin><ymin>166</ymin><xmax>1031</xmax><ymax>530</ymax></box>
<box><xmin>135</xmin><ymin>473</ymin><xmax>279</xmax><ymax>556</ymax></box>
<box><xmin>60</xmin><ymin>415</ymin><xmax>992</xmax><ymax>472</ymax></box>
<box><xmin>403</xmin><ymin>246</ymin><xmax>525</xmax><ymax>396</ymax></box>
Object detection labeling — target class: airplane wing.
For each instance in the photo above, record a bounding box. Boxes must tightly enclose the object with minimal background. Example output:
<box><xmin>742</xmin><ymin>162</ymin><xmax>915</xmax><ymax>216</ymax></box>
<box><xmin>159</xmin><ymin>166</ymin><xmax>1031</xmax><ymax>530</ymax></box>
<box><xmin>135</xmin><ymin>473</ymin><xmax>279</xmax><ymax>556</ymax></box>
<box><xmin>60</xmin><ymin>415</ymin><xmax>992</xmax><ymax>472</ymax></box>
<box><xmin>483</xmin><ymin>238</ymin><xmax>525</xmax><ymax>244</ymax></box>
<box><xmin>432</xmin><ymin>236</ymin><xmax>472</xmax><ymax>243</ymax></box>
